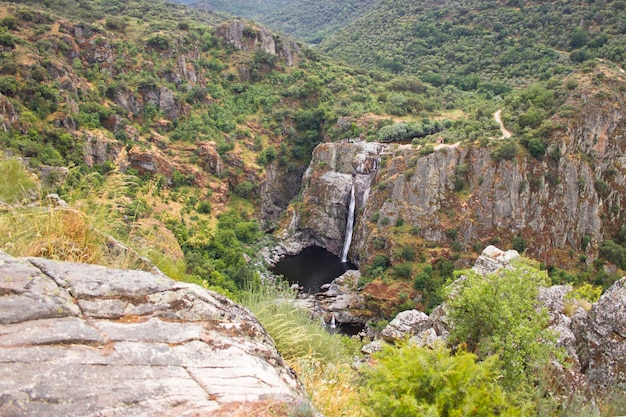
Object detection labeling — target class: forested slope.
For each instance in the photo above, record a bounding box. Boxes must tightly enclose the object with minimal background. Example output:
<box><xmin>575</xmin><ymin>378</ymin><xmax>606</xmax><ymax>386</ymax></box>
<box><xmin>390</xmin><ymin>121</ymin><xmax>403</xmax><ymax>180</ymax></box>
<box><xmin>320</xmin><ymin>0</ymin><xmax>626</xmax><ymax>90</ymax></box>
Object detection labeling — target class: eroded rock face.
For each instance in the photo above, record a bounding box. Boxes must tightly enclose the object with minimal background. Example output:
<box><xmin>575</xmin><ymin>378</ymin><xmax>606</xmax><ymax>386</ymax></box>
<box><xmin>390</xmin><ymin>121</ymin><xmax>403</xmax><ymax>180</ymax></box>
<box><xmin>215</xmin><ymin>20</ymin><xmax>299</xmax><ymax>67</ymax></box>
<box><xmin>574</xmin><ymin>277</ymin><xmax>626</xmax><ymax>393</ymax></box>
<box><xmin>279</xmin><ymin>141</ymin><xmax>382</xmax><ymax>259</ymax></box>
<box><xmin>0</xmin><ymin>252</ymin><xmax>308</xmax><ymax>416</ymax></box>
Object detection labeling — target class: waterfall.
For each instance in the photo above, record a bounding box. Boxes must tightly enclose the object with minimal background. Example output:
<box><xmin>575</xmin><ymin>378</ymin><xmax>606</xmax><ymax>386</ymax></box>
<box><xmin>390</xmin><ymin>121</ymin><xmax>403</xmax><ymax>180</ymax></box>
<box><xmin>341</xmin><ymin>184</ymin><xmax>356</xmax><ymax>263</ymax></box>
<box><xmin>330</xmin><ymin>314</ymin><xmax>337</xmax><ymax>329</ymax></box>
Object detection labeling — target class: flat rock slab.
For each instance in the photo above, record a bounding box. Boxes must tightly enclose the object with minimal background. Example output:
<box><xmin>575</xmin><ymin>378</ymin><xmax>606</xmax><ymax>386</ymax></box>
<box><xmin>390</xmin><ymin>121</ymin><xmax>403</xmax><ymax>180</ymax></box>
<box><xmin>0</xmin><ymin>252</ymin><xmax>308</xmax><ymax>416</ymax></box>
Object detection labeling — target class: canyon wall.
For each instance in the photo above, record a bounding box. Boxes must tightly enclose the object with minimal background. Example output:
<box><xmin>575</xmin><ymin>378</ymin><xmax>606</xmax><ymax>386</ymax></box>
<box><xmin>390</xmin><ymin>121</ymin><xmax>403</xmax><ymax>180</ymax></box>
<box><xmin>280</xmin><ymin>76</ymin><xmax>625</xmax><ymax>267</ymax></box>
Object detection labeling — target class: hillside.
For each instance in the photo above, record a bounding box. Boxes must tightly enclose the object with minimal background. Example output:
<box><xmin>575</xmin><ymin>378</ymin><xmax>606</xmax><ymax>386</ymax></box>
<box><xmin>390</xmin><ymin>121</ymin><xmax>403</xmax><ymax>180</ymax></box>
<box><xmin>320</xmin><ymin>0</ymin><xmax>626</xmax><ymax>88</ymax></box>
<box><xmin>185</xmin><ymin>0</ymin><xmax>379</xmax><ymax>43</ymax></box>
<box><xmin>1</xmin><ymin>0</ymin><xmax>626</xmax><ymax>415</ymax></box>
<box><xmin>0</xmin><ymin>0</ymin><xmax>480</xmax><ymax>297</ymax></box>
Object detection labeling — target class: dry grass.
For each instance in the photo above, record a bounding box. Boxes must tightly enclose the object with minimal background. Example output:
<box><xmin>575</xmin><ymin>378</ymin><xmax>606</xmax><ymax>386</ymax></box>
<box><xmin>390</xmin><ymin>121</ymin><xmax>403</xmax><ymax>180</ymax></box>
<box><xmin>240</xmin><ymin>283</ymin><xmax>365</xmax><ymax>417</ymax></box>
<box><xmin>293</xmin><ymin>360</ymin><xmax>365</xmax><ymax>417</ymax></box>
<box><xmin>0</xmin><ymin>171</ymin><xmax>157</xmax><ymax>270</ymax></box>
<box><xmin>0</xmin><ymin>207</ymin><xmax>106</xmax><ymax>263</ymax></box>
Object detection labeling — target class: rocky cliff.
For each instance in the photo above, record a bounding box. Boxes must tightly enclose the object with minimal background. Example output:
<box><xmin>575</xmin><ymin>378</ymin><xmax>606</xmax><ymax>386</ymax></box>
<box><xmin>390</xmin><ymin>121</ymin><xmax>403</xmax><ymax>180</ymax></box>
<box><xmin>281</xmin><ymin>97</ymin><xmax>624</xmax><ymax>269</ymax></box>
<box><xmin>278</xmin><ymin>67</ymin><xmax>626</xmax><ymax>268</ymax></box>
<box><xmin>0</xmin><ymin>252</ymin><xmax>310</xmax><ymax>416</ymax></box>
<box><xmin>278</xmin><ymin>141</ymin><xmax>382</xmax><ymax>258</ymax></box>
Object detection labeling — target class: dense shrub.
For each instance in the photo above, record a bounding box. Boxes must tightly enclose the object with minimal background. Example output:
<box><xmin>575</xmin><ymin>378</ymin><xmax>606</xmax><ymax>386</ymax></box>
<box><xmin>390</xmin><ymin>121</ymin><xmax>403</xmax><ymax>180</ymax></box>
<box><xmin>361</xmin><ymin>343</ymin><xmax>521</xmax><ymax>416</ymax></box>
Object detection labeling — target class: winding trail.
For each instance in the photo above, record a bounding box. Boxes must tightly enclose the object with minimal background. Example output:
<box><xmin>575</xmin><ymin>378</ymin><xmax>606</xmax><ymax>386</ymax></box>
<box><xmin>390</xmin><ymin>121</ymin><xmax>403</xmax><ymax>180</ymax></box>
<box><xmin>494</xmin><ymin>109</ymin><xmax>512</xmax><ymax>139</ymax></box>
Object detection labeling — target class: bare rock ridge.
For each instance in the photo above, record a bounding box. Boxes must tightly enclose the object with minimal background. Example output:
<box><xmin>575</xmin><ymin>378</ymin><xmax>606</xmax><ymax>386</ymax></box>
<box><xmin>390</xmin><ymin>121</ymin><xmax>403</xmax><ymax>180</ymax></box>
<box><xmin>0</xmin><ymin>252</ymin><xmax>309</xmax><ymax>416</ymax></box>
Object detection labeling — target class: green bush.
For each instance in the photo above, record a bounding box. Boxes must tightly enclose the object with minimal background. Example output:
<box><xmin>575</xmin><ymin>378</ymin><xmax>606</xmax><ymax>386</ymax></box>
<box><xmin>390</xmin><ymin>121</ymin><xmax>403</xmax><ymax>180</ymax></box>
<box><xmin>196</xmin><ymin>200</ymin><xmax>211</xmax><ymax>214</ymax></box>
<box><xmin>446</xmin><ymin>262</ymin><xmax>562</xmax><ymax>392</ymax></box>
<box><xmin>234</xmin><ymin>180</ymin><xmax>257</xmax><ymax>198</ymax></box>
<box><xmin>400</xmin><ymin>245</ymin><xmax>415</xmax><ymax>261</ymax></box>
<box><xmin>361</xmin><ymin>342</ymin><xmax>521</xmax><ymax>417</ymax></box>
<box><xmin>0</xmin><ymin>158</ymin><xmax>36</xmax><ymax>203</ymax></box>
<box><xmin>392</xmin><ymin>262</ymin><xmax>413</xmax><ymax>279</ymax></box>
<box><xmin>511</xmin><ymin>235</ymin><xmax>527</xmax><ymax>252</ymax></box>
<box><xmin>599</xmin><ymin>240</ymin><xmax>626</xmax><ymax>269</ymax></box>
<box><xmin>0</xmin><ymin>75</ymin><xmax>18</xmax><ymax>95</ymax></box>
<box><xmin>146</xmin><ymin>34</ymin><xmax>170</xmax><ymax>50</ymax></box>
<box><xmin>372</xmin><ymin>254</ymin><xmax>390</xmax><ymax>270</ymax></box>
<box><xmin>491</xmin><ymin>140</ymin><xmax>518</xmax><ymax>161</ymax></box>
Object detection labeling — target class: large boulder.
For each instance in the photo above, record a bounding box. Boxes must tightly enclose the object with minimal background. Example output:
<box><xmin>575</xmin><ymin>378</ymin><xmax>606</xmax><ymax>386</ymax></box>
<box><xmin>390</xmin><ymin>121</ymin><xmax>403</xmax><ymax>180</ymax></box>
<box><xmin>0</xmin><ymin>252</ymin><xmax>309</xmax><ymax>416</ymax></box>
<box><xmin>471</xmin><ymin>245</ymin><xmax>520</xmax><ymax>275</ymax></box>
<box><xmin>380</xmin><ymin>309</ymin><xmax>432</xmax><ymax>343</ymax></box>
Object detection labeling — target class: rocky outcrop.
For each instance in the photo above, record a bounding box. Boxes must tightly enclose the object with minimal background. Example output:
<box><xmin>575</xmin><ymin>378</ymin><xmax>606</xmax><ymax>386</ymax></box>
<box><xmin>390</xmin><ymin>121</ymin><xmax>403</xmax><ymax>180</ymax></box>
<box><xmin>279</xmin><ymin>141</ymin><xmax>382</xmax><ymax>259</ymax></box>
<box><xmin>574</xmin><ymin>277</ymin><xmax>626</xmax><ymax>393</ymax></box>
<box><xmin>215</xmin><ymin>20</ymin><xmax>299</xmax><ymax>67</ymax></box>
<box><xmin>195</xmin><ymin>141</ymin><xmax>223</xmax><ymax>177</ymax></box>
<box><xmin>0</xmin><ymin>252</ymin><xmax>310</xmax><ymax>416</ymax></box>
<box><xmin>315</xmin><ymin>270</ymin><xmax>373</xmax><ymax>325</ymax></box>
<box><xmin>259</xmin><ymin>164</ymin><xmax>306</xmax><ymax>231</ymax></box>
<box><xmin>471</xmin><ymin>245</ymin><xmax>520</xmax><ymax>275</ymax></box>
<box><xmin>379</xmin><ymin>310</ymin><xmax>438</xmax><ymax>348</ymax></box>
<box><xmin>285</xmin><ymin>132</ymin><xmax>623</xmax><ymax>267</ymax></box>
<box><xmin>0</xmin><ymin>93</ymin><xmax>21</xmax><ymax>132</ymax></box>
<box><xmin>128</xmin><ymin>146</ymin><xmax>173</xmax><ymax>183</ymax></box>
<box><xmin>83</xmin><ymin>131</ymin><xmax>123</xmax><ymax>167</ymax></box>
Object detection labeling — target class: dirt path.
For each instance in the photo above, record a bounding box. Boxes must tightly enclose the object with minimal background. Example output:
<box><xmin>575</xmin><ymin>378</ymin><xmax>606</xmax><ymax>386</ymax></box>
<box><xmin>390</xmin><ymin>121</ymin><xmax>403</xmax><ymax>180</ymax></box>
<box><xmin>494</xmin><ymin>109</ymin><xmax>512</xmax><ymax>139</ymax></box>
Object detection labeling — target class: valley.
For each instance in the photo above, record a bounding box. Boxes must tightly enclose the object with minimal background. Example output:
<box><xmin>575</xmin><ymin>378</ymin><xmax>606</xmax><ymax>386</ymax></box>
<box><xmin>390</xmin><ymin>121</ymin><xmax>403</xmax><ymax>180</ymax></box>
<box><xmin>0</xmin><ymin>0</ymin><xmax>625</xmax><ymax>415</ymax></box>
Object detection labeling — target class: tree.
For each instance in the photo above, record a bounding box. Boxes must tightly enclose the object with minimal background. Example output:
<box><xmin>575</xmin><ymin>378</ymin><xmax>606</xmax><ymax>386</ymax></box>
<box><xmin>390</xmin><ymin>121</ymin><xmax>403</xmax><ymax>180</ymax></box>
<box><xmin>445</xmin><ymin>262</ymin><xmax>562</xmax><ymax>392</ymax></box>
<box><xmin>361</xmin><ymin>342</ymin><xmax>521</xmax><ymax>417</ymax></box>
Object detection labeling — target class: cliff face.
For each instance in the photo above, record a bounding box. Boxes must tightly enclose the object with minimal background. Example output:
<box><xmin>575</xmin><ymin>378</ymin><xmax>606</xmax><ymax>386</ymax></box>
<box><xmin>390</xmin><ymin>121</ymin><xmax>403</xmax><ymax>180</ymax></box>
<box><xmin>281</xmin><ymin>71</ymin><xmax>626</xmax><ymax>268</ymax></box>
<box><xmin>279</xmin><ymin>141</ymin><xmax>382</xmax><ymax>257</ymax></box>
<box><xmin>0</xmin><ymin>251</ymin><xmax>309</xmax><ymax>416</ymax></box>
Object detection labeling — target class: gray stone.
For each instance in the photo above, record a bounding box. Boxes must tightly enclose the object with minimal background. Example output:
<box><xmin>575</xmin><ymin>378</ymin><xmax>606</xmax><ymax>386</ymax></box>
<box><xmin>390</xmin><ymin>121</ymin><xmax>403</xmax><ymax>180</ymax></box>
<box><xmin>574</xmin><ymin>277</ymin><xmax>626</xmax><ymax>393</ymax></box>
<box><xmin>0</xmin><ymin>252</ymin><xmax>309</xmax><ymax>416</ymax></box>
<box><xmin>408</xmin><ymin>328</ymin><xmax>441</xmax><ymax>349</ymax></box>
<box><xmin>471</xmin><ymin>245</ymin><xmax>520</xmax><ymax>275</ymax></box>
<box><xmin>315</xmin><ymin>270</ymin><xmax>374</xmax><ymax>325</ymax></box>
<box><xmin>361</xmin><ymin>340</ymin><xmax>385</xmax><ymax>355</ymax></box>
<box><xmin>380</xmin><ymin>309</ymin><xmax>432</xmax><ymax>343</ymax></box>
<box><xmin>0</xmin><ymin>253</ymin><xmax>79</xmax><ymax>324</ymax></box>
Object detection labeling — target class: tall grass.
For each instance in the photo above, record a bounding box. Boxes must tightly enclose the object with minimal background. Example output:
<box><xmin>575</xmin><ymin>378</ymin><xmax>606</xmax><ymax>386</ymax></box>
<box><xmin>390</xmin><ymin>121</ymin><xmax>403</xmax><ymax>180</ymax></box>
<box><xmin>0</xmin><ymin>171</ymin><xmax>146</xmax><ymax>269</ymax></box>
<box><xmin>239</xmin><ymin>281</ymin><xmax>365</xmax><ymax>417</ymax></box>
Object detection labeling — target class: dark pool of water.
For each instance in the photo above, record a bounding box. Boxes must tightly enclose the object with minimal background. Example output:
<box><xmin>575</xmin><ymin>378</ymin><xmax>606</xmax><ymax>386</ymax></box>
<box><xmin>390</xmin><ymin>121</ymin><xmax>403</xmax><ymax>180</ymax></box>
<box><xmin>270</xmin><ymin>246</ymin><xmax>356</xmax><ymax>294</ymax></box>
<box><xmin>333</xmin><ymin>322</ymin><xmax>365</xmax><ymax>337</ymax></box>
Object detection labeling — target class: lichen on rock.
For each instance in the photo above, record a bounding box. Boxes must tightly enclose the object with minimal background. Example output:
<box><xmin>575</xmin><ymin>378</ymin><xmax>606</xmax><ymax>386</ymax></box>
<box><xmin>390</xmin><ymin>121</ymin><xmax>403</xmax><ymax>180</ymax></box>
<box><xmin>0</xmin><ymin>251</ymin><xmax>309</xmax><ymax>416</ymax></box>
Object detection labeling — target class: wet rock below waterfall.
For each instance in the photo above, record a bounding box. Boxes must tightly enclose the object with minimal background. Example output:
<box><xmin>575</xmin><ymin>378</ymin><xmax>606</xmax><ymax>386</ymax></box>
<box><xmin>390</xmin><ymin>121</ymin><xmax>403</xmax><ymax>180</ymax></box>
<box><xmin>315</xmin><ymin>270</ymin><xmax>374</xmax><ymax>326</ymax></box>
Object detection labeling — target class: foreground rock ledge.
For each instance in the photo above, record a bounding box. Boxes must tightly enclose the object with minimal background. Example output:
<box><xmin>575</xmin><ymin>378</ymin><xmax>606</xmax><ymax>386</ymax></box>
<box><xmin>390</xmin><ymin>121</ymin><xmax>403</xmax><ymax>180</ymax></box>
<box><xmin>0</xmin><ymin>252</ymin><xmax>308</xmax><ymax>417</ymax></box>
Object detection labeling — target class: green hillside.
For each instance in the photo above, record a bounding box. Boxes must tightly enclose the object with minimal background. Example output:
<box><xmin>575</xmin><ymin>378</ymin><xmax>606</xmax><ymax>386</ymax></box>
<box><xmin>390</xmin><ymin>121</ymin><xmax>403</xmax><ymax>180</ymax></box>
<box><xmin>185</xmin><ymin>0</ymin><xmax>379</xmax><ymax>43</ymax></box>
<box><xmin>261</xmin><ymin>0</ymin><xmax>379</xmax><ymax>44</ymax></box>
<box><xmin>0</xmin><ymin>0</ymin><xmax>477</xmax><ymax>295</ymax></box>
<box><xmin>320</xmin><ymin>0</ymin><xmax>626</xmax><ymax>89</ymax></box>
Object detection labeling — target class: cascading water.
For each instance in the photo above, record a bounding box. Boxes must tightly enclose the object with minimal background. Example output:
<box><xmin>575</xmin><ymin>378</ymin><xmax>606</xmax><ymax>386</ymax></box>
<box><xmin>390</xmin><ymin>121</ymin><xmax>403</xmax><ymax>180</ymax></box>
<box><xmin>341</xmin><ymin>184</ymin><xmax>356</xmax><ymax>263</ymax></box>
